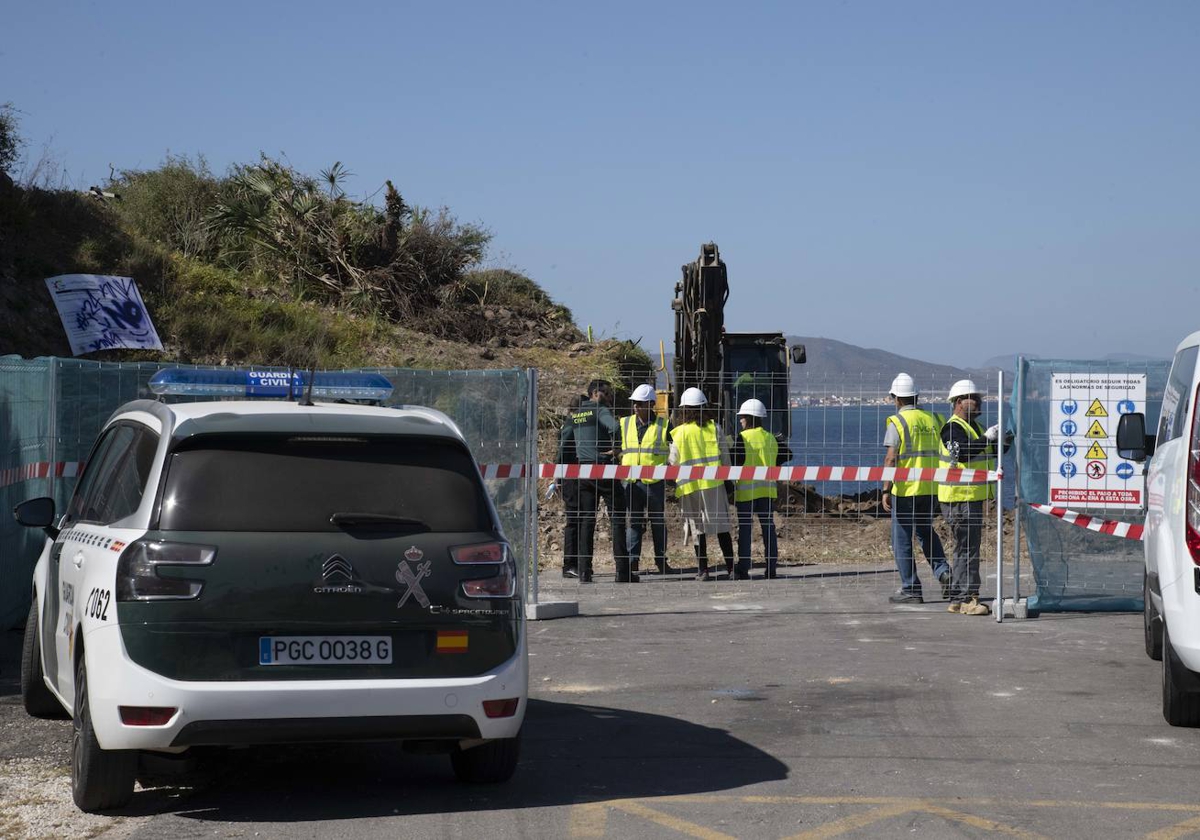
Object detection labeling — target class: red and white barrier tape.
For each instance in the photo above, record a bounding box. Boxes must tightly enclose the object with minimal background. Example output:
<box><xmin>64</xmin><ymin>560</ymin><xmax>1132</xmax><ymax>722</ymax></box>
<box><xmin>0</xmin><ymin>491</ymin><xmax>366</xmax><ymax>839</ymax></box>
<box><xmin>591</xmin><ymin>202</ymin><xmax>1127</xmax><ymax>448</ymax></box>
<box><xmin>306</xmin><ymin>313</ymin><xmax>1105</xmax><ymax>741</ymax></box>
<box><xmin>479</xmin><ymin>464</ymin><xmax>997</xmax><ymax>483</ymax></box>
<box><xmin>1027</xmin><ymin>503</ymin><xmax>1144</xmax><ymax>541</ymax></box>
<box><xmin>2</xmin><ymin>461</ymin><xmax>998</xmax><ymax>489</ymax></box>
<box><xmin>0</xmin><ymin>461</ymin><xmax>80</xmax><ymax>490</ymax></box>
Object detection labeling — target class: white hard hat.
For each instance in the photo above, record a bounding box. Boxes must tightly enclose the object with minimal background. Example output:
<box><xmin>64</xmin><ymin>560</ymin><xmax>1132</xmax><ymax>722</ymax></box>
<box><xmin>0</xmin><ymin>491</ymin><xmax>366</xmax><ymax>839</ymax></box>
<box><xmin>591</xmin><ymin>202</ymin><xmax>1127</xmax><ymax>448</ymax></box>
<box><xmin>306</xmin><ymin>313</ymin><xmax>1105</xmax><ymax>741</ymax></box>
<box><xmin>679</xmin><ymin>387</ymin><xmax>707</xmax><ymax>407</ymax></box>
<box><xmin>889</xmin><ymin>372</ymin><xmax>918</xmax><ymax>398</ymax></box>
<box><xmin>630</xmin><ymin>384</ymin><xmax>656</xmax><ymax>403</ymax></box>
<box><xmin>948</xmin><ymin>379</ymin><xmax>981</xmax><ymax>401</ymax></box>
<box><xmin>737</xmin><ymin>398</ymin><xmax>768</xmax><ymax>418</ymax></box>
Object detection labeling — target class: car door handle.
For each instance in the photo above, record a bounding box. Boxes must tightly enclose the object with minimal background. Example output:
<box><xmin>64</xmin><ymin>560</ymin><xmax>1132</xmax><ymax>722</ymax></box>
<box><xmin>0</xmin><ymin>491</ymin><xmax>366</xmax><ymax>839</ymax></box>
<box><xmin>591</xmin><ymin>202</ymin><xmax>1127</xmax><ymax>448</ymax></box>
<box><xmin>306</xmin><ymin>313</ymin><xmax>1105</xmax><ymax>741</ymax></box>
<box><xmin>72</xmin><ymin>552</ymin><xmax>85</xmax><ymax>569</ymax></box>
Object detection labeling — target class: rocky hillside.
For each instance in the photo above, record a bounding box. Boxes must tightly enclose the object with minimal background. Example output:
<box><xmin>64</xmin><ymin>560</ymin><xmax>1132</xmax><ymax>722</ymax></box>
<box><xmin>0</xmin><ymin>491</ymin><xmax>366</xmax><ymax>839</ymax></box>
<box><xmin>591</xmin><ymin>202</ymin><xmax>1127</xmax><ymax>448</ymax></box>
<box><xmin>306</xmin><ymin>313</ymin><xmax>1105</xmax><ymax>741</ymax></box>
<box><xmin>0</xmin><ymin>164</ymin><xmax>652</xmax><ymax>424</ymax></box>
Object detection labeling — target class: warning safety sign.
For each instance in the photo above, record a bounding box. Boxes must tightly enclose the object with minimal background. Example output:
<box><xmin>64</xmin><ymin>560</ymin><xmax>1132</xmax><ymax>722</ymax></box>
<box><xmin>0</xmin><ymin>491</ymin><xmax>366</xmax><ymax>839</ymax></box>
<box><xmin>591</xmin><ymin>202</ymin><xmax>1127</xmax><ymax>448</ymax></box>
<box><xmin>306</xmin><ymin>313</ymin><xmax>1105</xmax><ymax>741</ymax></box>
<box><xmin>1049</xmin><ymin>372</ymin><xmax>1145</xmax><ymax>509</ymax></box>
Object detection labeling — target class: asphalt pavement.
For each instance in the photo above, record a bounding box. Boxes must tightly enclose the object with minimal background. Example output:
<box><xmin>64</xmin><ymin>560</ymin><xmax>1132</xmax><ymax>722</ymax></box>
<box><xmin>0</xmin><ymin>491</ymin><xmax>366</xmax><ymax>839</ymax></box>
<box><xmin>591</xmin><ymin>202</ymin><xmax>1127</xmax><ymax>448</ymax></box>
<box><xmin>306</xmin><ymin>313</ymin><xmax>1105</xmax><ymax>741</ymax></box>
<box><xmin>3</xmin><ymin>574</ymin><xmax>1199</xmax><ymax>839</ymax></box>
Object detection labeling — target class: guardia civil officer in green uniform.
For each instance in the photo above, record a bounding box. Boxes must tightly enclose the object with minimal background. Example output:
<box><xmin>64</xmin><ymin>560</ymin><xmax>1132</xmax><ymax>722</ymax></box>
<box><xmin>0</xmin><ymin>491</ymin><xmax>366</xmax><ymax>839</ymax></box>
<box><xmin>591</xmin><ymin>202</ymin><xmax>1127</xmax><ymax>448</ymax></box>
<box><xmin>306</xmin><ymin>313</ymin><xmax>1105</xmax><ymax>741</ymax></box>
<box><xmin>938</xmin><ymin>379</ymin><xmax>1011</xmax><ymax>616</ymax></box>
<box><xmin>882</xmin><ymin>373</ymin><xmax>952</xmax><ymax>604</ymax></box>
<box><xmin>621</xmin><ymin>384</ymin><xmax>675</xmax><ymax>576</ymax></box>
<box><xmin>555</xmin><ymin>393</ymin><xmax>587</xmax><ymax>579</ymax></box>
<box><xmin>731</xmin><ymin>399</ymin><xmax>780</xmax><ymax>579</ymax></box>
<box><xmin>570</xmin><ymin>379</ymin><xmax>631</xmax><ymax>583</ymax></box>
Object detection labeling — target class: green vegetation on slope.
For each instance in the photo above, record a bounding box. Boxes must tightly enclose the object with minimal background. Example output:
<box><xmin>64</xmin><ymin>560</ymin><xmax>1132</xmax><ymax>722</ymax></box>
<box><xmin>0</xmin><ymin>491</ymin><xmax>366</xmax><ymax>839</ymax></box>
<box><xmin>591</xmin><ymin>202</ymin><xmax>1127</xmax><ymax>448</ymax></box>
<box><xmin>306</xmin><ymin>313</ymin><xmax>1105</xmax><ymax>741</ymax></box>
<box><xmin>0</xmin><ymin>142</ymin><xmax>651</xmax><ymax>402</ymax></box>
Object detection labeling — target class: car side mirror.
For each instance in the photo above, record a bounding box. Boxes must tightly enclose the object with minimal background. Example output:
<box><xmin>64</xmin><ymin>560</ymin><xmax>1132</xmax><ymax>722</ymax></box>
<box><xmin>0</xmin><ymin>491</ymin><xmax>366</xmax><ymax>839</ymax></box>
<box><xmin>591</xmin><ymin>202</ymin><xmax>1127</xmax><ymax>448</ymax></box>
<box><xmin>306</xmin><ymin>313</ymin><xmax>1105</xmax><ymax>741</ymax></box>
<box><xmin>791</xmin><ymin>345</ymin><xmax>806</xmax><ymax>365</ymax></box>
<box><xmin>1117</xmin><ymin>413</ymin><xmax>1150</xmax><ymax>462</ymax></box>
<box><xmin>13</xmin><ymin>497</ymin><xmax>59</xmax><ymax>538</ymax></box>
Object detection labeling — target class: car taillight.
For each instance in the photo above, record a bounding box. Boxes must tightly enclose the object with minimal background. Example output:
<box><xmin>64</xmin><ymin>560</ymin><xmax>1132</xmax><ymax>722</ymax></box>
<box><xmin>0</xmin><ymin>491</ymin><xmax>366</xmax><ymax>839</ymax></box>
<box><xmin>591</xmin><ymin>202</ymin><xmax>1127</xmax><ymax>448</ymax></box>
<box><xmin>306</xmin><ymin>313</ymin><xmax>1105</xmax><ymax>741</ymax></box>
<box><xmin>452</xmin><ymin>542</ymin><xmax>505</xmax><ymax>564</ymax></box>
<box><xmin>453</xmin><ymin>541</ymin><xmax>516</xmax><ymax>598</ymax></box>
<box><xmin>1188</xmin><ymin>384</ymin><xmax>1200</xmax><ymax>565</ymax></box>
<box><xmin>482</xmin><ymin>698</ymin><xmax>520</xmax><ymax>718</ymax></box>
<box><xmin>115</xmin><ymin>540</ymin><xmax>215</xmax><ymax>601</ymax></box>
<box><xmin>119</xmin><ymin>706</ymin><xmax>178</xmax><ymax>726</ymax></box>
<box><xmin>462</xmin><ymin>563</ymin><xmax>515</xmax><ymax>598</ymax></box>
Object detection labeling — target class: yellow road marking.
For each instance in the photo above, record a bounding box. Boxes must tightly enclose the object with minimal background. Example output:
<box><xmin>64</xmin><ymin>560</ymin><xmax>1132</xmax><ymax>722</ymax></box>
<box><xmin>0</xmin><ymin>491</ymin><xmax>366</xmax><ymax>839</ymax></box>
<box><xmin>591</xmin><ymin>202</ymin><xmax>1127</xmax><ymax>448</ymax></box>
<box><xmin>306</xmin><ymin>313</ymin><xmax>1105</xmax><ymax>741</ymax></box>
<box><xmin>609</xmin><ymin>799</ymin><xmax>739</xmax><ymax>840</ymax></box>
<box><xmin>568</xmin><ymin>802</ymin><xmax>609</xmax><ymax>837</ymax></box>
<box><xmin>1025</xmin><ymin>800</ymin><xmax>1200</xmax><ymax>813</ymax></box>
<box><xmin>569</xmin><ymin>795</ymin><xmax>1200</xmax><ymax>838</ymax></box>
<box><xmin>1145</xmin><ymin>815</ymin><xmax>1200</xmax><ymax>840</ymax></box>
<box><xmin>920</xmin><ymin>802</ymin><xmax>1049</xmax><ymax>840</ymax></box>
<box><xmin>783</xmin><ymin>803</ymin><xmax>914</xmax><ymax>840</ymax></box>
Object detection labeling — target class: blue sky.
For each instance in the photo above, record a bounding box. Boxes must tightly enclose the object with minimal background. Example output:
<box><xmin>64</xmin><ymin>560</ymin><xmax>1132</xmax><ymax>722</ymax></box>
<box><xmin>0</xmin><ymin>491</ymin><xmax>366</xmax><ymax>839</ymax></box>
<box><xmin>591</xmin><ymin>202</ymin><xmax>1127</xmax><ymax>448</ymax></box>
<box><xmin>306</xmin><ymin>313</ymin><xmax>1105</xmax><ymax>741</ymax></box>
<box><xmin>5</xmin><ymin>1</ymin><xmax>1198</xmax><ymax>367</ymax></box>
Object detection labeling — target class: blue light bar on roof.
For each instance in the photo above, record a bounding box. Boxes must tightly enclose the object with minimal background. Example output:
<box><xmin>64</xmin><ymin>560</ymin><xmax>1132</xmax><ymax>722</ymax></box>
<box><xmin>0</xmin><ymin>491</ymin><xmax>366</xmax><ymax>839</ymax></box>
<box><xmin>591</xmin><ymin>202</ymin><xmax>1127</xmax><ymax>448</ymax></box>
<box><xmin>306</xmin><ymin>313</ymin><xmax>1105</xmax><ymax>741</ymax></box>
<box><xmin>148</xmin><ymin>368</ymin><xmax>394</xmax><ymax>402</ymax></box>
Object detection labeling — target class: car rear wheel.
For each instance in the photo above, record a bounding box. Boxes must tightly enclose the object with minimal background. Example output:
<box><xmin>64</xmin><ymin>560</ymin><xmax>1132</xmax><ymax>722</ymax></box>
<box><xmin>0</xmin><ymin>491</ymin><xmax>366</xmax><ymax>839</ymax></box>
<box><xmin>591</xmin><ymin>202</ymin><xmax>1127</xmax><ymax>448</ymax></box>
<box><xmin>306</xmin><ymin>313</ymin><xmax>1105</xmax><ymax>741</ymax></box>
<box><xmin>450</xmin><ymin>734</ymin><xmax>520</xmax><ymax>784</ymax></box>
<box><xmin>1144</xmin><ymin>572</ymin><xmax>1163</xmax><ymax>661</ymax></box>
<box><xmin>1162</xmin><ymin>624</ymin><xmax>1200</xmax><ymax>727</ymax></box>
<box><xmin>72</xmin><ymin>657</ymin><xmax>136</xmax><ymax>811</ymax></box>
<box><xmin>21</xmin><ymin>602</ymin><xmax>67</xmax><ymax>718</ymax></box>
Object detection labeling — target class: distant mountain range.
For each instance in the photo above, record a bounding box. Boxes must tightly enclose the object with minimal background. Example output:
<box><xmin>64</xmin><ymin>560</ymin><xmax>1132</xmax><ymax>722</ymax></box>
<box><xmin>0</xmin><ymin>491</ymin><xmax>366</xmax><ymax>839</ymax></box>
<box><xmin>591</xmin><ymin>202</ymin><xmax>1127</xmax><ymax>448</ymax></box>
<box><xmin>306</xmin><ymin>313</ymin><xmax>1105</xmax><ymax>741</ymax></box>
<box><xmin>660</xmin><ymin>336</ymin><xmax>1167</xmax><ymax>398</ymax></box>
<box><xmin>976</xmin><ymin>351</ymin><xmax>1167</xmax><ymax>371</ymax></box>
<box><xmin>786</xmin><ymin>336</ymin><xmax>987</xmax><ymax>397</ymax></box>
<box><xmin>785</xmin><ymin>338</ymin><xmax>1169</xmax><ymax>397</ymax></box>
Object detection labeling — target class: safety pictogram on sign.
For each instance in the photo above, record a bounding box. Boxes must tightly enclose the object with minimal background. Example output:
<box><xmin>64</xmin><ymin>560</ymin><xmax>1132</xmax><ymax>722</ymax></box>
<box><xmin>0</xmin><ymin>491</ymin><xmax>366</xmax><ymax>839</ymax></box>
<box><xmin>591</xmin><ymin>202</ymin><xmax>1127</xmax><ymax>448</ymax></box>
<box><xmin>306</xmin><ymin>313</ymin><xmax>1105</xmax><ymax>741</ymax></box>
<box><xmin>1049</xmin><ymin>371</ymin><xmax>1146</xmax><ymax>509</ymax></box>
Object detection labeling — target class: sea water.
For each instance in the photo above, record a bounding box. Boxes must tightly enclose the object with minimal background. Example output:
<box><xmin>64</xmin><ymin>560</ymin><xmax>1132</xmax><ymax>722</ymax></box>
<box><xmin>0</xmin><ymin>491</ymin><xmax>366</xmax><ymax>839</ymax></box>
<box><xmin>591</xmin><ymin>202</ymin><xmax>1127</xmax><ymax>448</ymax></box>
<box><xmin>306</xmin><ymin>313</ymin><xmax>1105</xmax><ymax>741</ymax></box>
<box><xmin>788</xmin><ymin>402</ymin><xmax>1016</xmax><ymax>509</ymax></box>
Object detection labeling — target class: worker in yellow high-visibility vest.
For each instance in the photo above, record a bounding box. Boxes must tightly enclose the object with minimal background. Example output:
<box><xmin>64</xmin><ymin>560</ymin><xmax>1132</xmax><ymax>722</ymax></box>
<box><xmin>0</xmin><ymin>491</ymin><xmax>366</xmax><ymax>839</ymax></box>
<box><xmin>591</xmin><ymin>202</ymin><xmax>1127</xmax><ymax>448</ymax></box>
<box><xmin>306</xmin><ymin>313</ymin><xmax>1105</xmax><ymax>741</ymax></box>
<box><xmin>621</xmin><ymin>384</ymin><xmax>676</xmax><ymax>577</ymax></box>
<box><xmin>938</xmin><ymin>379</ymin><xmax>1012</xmax><ymax>616</ymax></box>
<box><xmin>669</xmin><ymin>387</ymin><xmax>735</xmax><ymax>581</ymax></box>
<box><xmin>731</xmin><ymin>399</ymin><xmax>780</xmax><ymax>580</ymax></box>
<box><xmin>881</xmin><ymin>372</ymin><xmax>951</xmax><ymax>605</ymax></box>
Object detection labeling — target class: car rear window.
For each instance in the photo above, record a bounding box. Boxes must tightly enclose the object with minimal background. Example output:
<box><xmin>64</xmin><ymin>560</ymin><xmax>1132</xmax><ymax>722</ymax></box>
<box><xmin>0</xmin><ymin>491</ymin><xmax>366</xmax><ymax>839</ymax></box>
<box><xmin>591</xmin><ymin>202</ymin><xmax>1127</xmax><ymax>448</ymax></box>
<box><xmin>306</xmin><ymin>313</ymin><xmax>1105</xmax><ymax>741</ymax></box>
<box><xmin>158</xmin><ymin>434</ymin><xmax>492</xmax><ymax>532</ymax></box>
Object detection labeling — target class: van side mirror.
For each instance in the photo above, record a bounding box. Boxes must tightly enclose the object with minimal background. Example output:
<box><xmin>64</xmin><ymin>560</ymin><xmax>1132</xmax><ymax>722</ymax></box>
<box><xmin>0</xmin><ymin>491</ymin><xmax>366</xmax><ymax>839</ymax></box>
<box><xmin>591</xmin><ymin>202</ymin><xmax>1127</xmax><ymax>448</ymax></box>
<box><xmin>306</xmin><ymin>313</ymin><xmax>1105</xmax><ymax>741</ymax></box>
<box><xmin>13</xmin><ymin>497</ymin><xmax>59</xmax><ymax>538</ymax></box>
<box><xmin>1117</xmin><ymin>413</ymin><xmax>1152</xmax><ymax>462</ymax></box>
<box><xmin>791</xmin><ymin>345</ymin><xmax>806</xmax><ymax>365</ymax></box>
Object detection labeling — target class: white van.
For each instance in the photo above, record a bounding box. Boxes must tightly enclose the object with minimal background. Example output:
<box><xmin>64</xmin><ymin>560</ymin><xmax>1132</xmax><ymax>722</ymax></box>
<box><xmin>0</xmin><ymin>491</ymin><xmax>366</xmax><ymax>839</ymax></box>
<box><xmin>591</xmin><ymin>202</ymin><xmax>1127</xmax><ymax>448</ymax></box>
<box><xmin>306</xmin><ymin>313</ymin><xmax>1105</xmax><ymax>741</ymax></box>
<box><xmin>1117</xmin><ymin>331</ymin><xmax>1200</xmax><ymax>726</ymax></box>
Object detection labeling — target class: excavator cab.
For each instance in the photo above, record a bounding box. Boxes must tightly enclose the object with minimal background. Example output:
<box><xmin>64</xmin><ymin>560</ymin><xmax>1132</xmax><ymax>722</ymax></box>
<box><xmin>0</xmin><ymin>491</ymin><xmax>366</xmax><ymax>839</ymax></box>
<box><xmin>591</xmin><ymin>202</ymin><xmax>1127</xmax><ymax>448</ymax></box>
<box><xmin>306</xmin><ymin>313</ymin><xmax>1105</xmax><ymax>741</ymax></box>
<box><xmin>721</xmin><ymin>332</ymin><xmax>797</xmax><ymax>450</ymax></box>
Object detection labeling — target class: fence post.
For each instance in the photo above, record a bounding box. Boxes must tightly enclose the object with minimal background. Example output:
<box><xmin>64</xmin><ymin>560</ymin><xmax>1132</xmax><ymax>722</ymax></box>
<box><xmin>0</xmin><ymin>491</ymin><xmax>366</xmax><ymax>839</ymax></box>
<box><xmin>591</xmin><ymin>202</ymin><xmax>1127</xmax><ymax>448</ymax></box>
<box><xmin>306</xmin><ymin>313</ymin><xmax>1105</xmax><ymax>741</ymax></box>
<box><xmin>996</xmin><ymin>370</ymin><xmax>1004</xmax><ymax>624</ymax></box>
<box><xmin>526</xmin><ymin>367</ymin><xmax>540</xmax><ymax>607</ymax></box>
<box><xmin>46</xmin><ymin>358</ymin><xmax>58</xmax><ymax>504</ymax></box>
<box><xmin>1013</xmin><ymin>357</ymin><xmax>1024</xmax><ymax>607</ymax></box>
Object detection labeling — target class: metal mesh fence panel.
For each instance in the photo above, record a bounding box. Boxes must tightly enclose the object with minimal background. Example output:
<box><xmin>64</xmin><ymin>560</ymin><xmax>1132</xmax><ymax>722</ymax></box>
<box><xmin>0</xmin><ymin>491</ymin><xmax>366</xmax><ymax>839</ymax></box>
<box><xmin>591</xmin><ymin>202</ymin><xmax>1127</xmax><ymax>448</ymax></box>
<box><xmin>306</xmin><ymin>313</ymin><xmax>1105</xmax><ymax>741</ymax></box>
<box><xmin>537</xmin><ymin>369</ymin><xmax>1016</xmax><ymax>609</ymax></box>
<box><xmin>1013</xmin><ymin>357</ymin><xmax>1169</xmax><ymax>612</ymax></box>
<box><xmin>0</xmin><ymin>356</ymin><xmax>54</xmax><ymax>629</ymax></box>
<box><xmin>1</xmin><ymin>360</ymin><xmax>533</xmax><ymax>627</ymax></box>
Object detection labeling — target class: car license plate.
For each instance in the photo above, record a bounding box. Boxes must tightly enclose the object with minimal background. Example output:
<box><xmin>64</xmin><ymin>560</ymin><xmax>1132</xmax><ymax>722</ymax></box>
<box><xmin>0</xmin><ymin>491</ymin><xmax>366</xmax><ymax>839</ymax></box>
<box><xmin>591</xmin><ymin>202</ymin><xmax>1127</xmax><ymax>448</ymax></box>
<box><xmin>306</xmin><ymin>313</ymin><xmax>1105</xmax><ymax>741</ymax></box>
<box><xmin>259</xmin><ymin>636</ymin><xmax>392</xmax><ymax>665</ymax></box>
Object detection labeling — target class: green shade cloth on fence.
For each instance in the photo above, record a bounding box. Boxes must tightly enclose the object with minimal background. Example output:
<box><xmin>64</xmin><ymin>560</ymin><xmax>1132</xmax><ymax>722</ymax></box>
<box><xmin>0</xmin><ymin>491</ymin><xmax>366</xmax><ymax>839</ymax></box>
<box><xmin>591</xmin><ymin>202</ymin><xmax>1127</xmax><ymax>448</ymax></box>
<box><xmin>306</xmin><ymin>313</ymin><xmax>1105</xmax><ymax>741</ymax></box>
<box><xmin>1012</xmin><ymin>357</ymin><xmax>1170</xmax><ymax>612</ymax></box>
<box><xmin>0</xmin><ymin>358</ymin><xmax>533</xmax><ymax>630</ymax></box>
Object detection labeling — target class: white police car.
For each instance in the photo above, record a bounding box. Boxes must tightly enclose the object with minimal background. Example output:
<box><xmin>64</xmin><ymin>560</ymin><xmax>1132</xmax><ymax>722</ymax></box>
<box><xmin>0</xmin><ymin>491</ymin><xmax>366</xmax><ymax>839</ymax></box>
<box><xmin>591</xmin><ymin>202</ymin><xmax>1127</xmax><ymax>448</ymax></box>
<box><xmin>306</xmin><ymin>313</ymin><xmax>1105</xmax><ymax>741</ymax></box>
<box><xmin>15</xmin><ymin>369</ymin><xmax>527</xmax><ymax>811</ymax></box>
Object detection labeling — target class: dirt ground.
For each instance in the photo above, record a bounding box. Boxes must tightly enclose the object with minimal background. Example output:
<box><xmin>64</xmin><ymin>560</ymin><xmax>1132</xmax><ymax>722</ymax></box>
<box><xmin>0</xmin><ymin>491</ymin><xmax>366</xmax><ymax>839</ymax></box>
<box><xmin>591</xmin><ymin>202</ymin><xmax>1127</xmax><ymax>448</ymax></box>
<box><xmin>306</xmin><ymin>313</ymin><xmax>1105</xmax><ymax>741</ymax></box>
<box><xmin>536</xmin><ymin>489</ymin><xmax>1028</xmax><ymax>578</ymax></box>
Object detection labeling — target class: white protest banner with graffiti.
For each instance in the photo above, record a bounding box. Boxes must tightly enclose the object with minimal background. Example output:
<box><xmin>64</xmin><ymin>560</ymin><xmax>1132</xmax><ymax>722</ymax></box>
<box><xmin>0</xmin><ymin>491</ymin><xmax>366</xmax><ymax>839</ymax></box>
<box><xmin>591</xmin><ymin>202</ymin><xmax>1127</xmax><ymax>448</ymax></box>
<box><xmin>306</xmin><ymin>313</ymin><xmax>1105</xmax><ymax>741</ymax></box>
<box><xmin>45</xmin><ymin>274</ymin><xmax>163</xmax><ymax>355</ymax></box>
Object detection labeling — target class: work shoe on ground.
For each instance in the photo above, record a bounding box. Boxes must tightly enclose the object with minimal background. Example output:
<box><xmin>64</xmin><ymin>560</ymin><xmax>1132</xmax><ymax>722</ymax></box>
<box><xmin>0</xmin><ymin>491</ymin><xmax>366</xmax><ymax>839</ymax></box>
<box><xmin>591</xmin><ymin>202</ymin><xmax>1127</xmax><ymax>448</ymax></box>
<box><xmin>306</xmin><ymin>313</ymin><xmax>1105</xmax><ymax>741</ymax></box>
<box><xmin>888</xmin><ymin>591</ymin><xmax>923</xmax><ymax>604</ymax></box>
<box><xmin>939</xmin><ymin>570</ymin><xmax>952</xmax><ymax>600</ymax></box>
<box><xmin>947</xmin><ymin>602</ymin><xmax>961</xmax><ymax>613</ymax></box>
<box><xmin>959</xmin><ymin>597</ymin><xmax>990</xmax><ymax>616</ymax></box>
